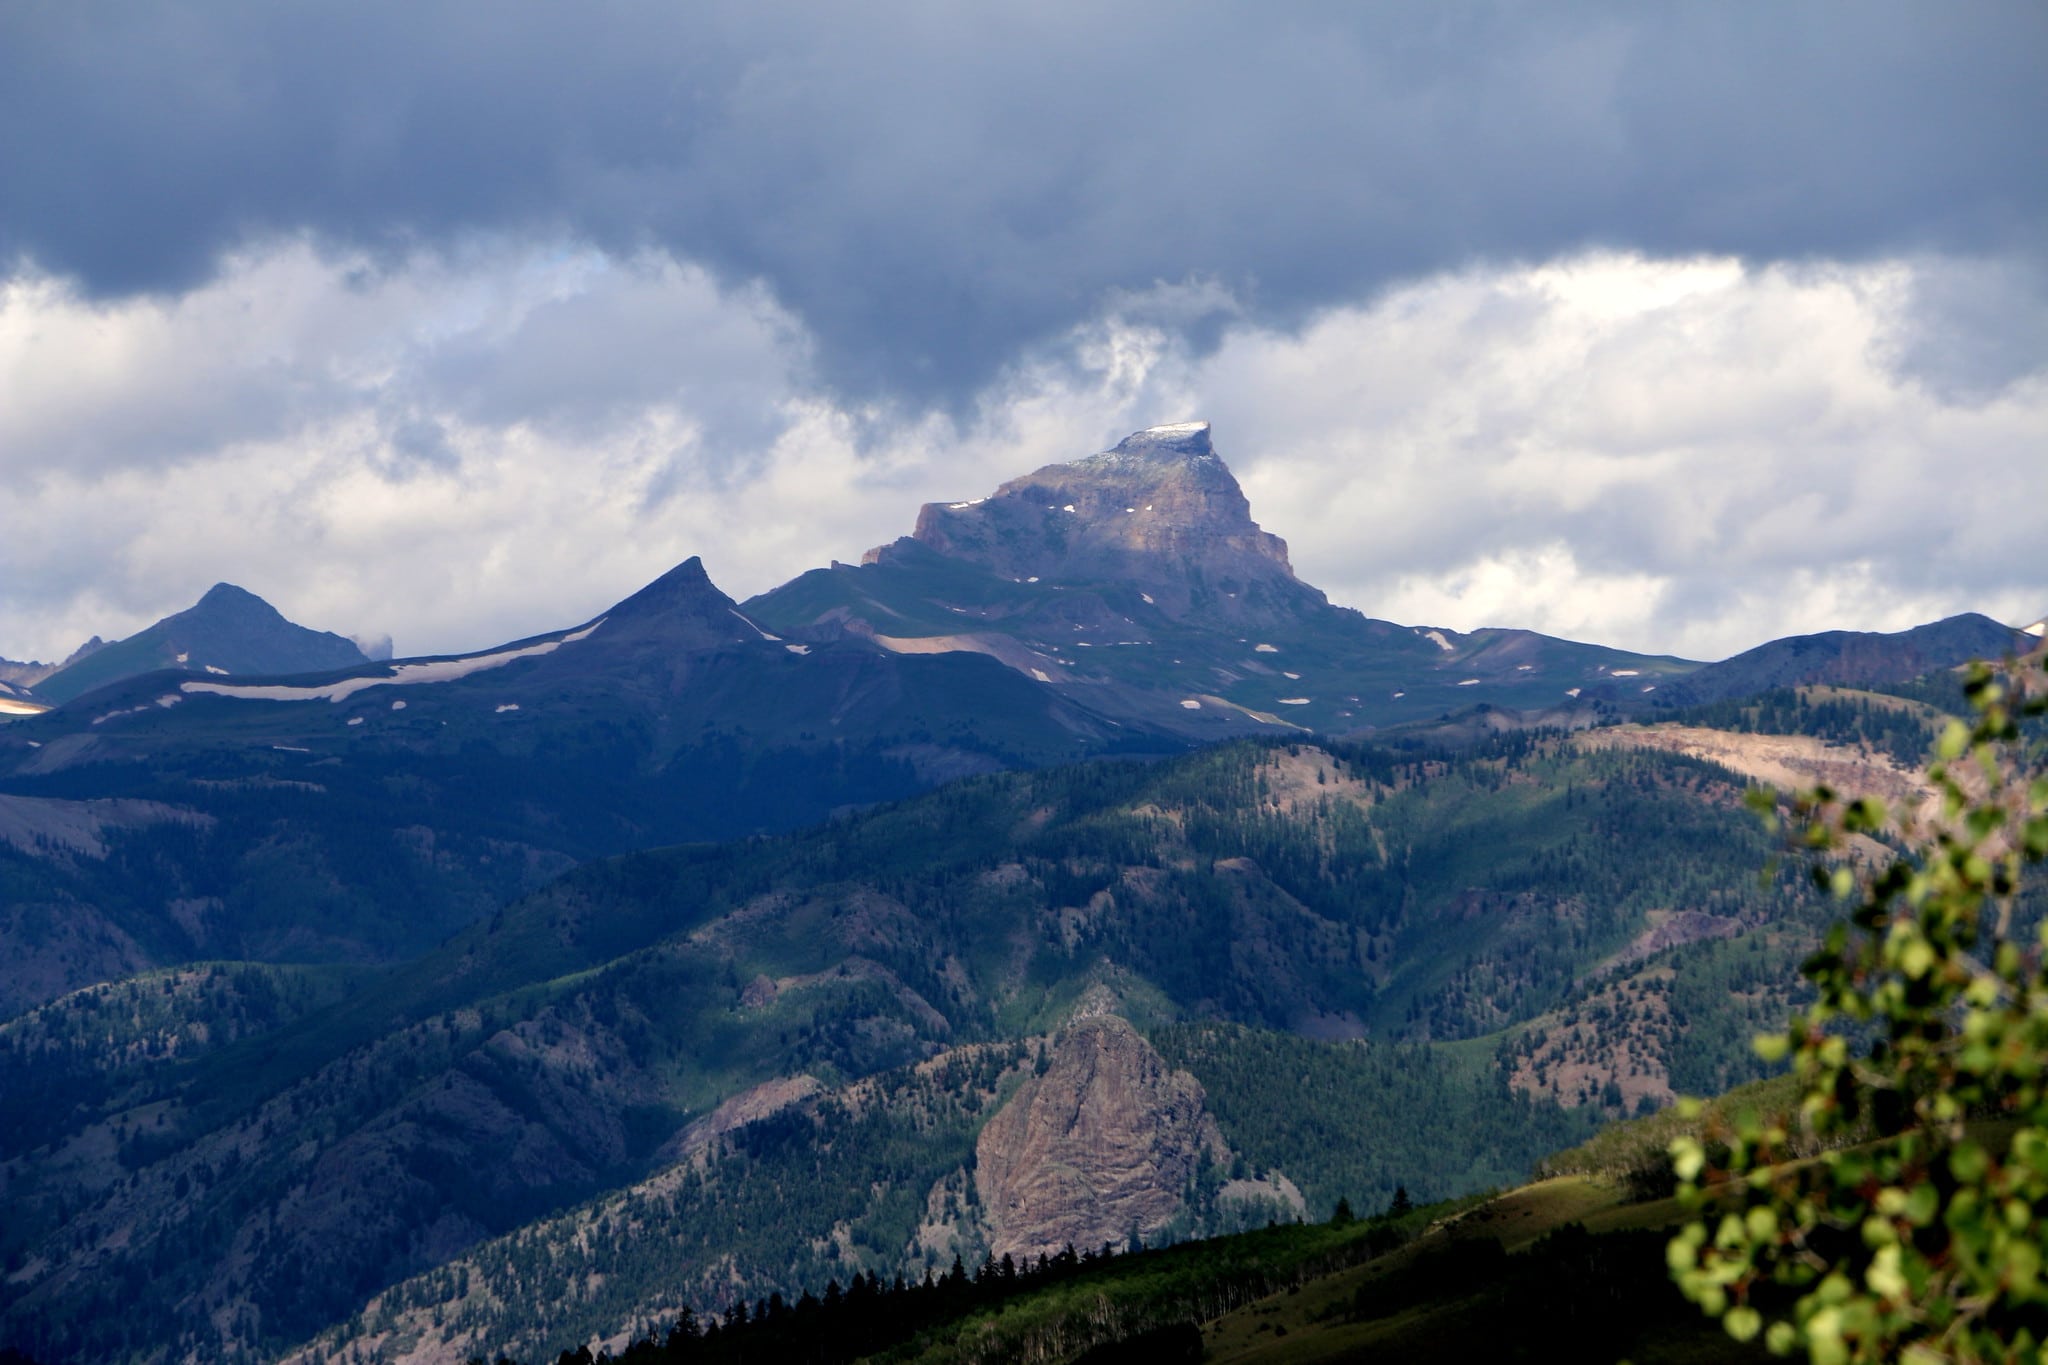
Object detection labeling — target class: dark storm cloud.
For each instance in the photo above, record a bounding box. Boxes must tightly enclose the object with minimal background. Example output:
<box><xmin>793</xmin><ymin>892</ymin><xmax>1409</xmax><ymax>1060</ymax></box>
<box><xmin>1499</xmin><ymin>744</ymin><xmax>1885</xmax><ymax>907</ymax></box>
<box><xmin>3</xmin><ymin>2</ymin><xmax>2043</xmax><ymax>403</ymax></box>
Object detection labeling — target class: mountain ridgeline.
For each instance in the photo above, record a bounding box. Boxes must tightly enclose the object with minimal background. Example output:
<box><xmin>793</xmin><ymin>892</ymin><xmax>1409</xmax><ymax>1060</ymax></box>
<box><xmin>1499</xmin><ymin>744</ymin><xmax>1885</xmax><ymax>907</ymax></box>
<box><xmin>0</xmin><ymin>424</ymin><xmax>2037</xmax><ymax>1364</ymax></box>
<box><xmin>0</xmin><ymin>425</ymin><xmax>2027</xmax><ymax>1016</ymax></box>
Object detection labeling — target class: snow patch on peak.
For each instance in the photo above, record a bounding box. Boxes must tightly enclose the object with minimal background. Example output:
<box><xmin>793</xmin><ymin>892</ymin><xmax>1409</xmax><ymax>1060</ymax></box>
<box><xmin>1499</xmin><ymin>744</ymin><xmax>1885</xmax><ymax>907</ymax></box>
<box><xmin>182</xmin><ymin>620</ymin><xmax>603</xmax><ymax>705</ymax></box>
<box><xmin>1141</xmin><ymin>421</ymin><xmax>1210</xmax><ymax>438</ymax></box>
<box><xmin>729</xmin><ymin>609</ymin><xmax>779</xmax><ymax>641</ymax></box>
<box><xmin>1421</xmin><ymin>629</ymin><xmax>1456</xmax><ymax>653</ymax></box>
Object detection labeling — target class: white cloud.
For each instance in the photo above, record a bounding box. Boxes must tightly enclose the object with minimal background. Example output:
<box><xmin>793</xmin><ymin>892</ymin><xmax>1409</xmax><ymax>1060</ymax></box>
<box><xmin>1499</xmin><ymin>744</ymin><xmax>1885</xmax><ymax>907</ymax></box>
<box><xmin>1205</xmin><ymin>254</ymin><xmax>2048</xmax><ymax>659</ymax></box>
<box><xmin>1</xmin><ymin>244</ymin><xmax>2041</xmax><ymax>666</ymax></box>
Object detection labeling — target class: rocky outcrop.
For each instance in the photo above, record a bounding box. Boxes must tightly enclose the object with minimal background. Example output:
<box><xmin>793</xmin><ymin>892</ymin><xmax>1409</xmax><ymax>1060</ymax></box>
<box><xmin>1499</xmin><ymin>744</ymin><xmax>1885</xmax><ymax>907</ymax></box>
<box><xmin>974</xmin><ymin>1012</ymin><xmax>1224</xmax><ymax>1261</ymax></box>
<box><xmin>871</xmin><ymin>423</ymin><xmax>1326</xmax><ymax>624</ymax></box>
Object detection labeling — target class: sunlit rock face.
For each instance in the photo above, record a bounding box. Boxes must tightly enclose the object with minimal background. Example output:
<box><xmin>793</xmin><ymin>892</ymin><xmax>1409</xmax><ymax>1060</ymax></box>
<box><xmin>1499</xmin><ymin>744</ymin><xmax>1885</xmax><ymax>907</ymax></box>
<box><xmin>876</xmin><ymin>423</ymin><xmax>1328</xmax><ymax>624</ymax></box>
<box><xmin>974</xmin><ymin>1012</ymin><xmax>1224</xmax><ymax>1261</ymax></box>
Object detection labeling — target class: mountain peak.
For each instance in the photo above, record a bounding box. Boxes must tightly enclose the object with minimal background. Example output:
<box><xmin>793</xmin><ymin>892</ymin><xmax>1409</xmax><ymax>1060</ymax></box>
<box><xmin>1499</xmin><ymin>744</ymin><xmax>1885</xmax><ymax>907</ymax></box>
<box><xmin>607</xmin><ymin>556</ymin><xmax>726</xmax><ymax>618</ymax></box>
<box><xmin>190</xmin><ymin>582</ymin><xmax>285</xmax><ymax>621</ymax></box>
<box><xmin>1090</xmin><ymin>421</ymin><xmax>1215</xmax><ymax>461</ymax></box>
<box><xmin>877</xmin><ymin>425</ymin><xmax>1324</xmax><ymax>622</ymax></box>
<box><xmin>586</xmin><ymin>555</ymin><xmax>785</xmax><ymax>654</ymax></box>
<box><xmin>31</xmin><ymin>584</ymin><xmax>367</xmax><ymax>704</ymax></box>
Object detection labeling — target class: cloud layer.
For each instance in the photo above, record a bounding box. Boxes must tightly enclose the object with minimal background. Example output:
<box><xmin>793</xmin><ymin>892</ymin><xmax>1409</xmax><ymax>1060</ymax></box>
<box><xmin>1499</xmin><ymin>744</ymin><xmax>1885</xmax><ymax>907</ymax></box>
<box><xmin>2</xmin><ymin>7</ymin><xmax>2041</xmax><ymax>668</ymax></box>
<box><xmin>5</xmin><ymin>4</ymin><xmax>2043</xmax><ymax>400</ymax></box>
<box><xmin>2</xmin><ymin>244</ymin><xmax>2040</xmax><ymax>665</ymax></box>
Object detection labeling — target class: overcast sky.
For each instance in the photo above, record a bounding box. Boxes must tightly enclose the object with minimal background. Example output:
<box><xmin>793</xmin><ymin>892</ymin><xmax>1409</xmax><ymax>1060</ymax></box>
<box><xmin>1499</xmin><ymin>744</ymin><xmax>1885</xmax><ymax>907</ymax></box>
<box><xmin>3</xmin><ymin>3</ymin><xmax>2043</xmax><ymax>665</ymax></box>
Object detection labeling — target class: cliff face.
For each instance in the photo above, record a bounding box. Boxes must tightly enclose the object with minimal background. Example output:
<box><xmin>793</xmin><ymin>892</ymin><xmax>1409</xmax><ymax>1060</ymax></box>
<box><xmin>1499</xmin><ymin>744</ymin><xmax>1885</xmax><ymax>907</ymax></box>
<box><xmin>973</xmin><ymin>1012</ymin><xmax>1224</xmax><ymax>1261</ymax></box>
<box><xmin>881</xmin><ymin>423</ymin><xmax>1326</xmax><ymax>624</ymax></box>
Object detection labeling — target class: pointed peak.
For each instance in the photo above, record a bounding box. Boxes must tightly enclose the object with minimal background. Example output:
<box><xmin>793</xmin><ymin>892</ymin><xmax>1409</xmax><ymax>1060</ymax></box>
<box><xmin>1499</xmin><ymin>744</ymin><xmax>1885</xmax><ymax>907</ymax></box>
<box><xmin>186</xmin><ymin>583</ymin><xmax>287</xmax><ymax>624</ymax></box>
<box><xmin>606</xmin><ymin>556</ymin><xmax>735</xmax><ymax>618</ymax></box>
<box><xmin>650</xmin><ymin>556</ymin><xmax>711</xmax><ymax>588</ymax></box>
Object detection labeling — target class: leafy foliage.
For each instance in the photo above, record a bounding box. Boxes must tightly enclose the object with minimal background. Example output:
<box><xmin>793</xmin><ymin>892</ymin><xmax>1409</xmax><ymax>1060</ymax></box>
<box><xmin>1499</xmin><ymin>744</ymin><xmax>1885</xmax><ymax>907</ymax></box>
<box><xmin>1669</xmin><ymin>647</ymin><xmax>2048</xmax><ymax>1362</ymax></box>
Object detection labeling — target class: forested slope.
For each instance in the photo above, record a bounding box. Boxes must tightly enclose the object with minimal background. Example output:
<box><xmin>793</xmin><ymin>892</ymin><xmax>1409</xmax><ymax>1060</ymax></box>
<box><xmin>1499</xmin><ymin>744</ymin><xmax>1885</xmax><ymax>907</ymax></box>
<box><xmin>2</xmin><ymin>687</ymin><xmax>1955</xmax><ymax>1363</ymax></box>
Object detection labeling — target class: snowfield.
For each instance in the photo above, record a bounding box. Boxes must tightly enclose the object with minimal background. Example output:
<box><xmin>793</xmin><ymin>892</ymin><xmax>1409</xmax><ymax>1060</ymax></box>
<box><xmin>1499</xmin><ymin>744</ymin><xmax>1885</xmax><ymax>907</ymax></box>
<box><xmin>181</xmin><ymin>619</ymin><xmax>606</xmax><ymax>704</ymax></box>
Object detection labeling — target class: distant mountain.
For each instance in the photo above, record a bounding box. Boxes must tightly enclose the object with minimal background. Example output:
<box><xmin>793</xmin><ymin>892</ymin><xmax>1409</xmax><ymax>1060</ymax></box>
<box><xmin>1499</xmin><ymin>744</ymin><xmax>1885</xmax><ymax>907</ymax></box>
<box><xmin>749</xmin><ymin>423</ymin><xmax>1701</xmax><ymax>736</ymax></box>
<box><xmin>0</xmin><ymin>557</ymin><xmax>1178</xmax><ymax>1009</ymax></box>
<box><xmin>30</xmin><ymin>583</ymin><xmax>368</xmax><ymax>704</ymax></box>
<box><xmin>0</xmin><ymin>636</ymin><xmax>104</xmax><ymax>693</ymax></box>
<box><xmin>1651</xmin><ymin>613</ymin><xmax>2032</xmax><ymax>708</ymax></box>
<box><xmin>892</xmin><ymin>421</ymin><xmax>1326</xmax><ymax>625</ymax></box>
<box><xmin>1</xmin><ymin>431</ymin><xmax>2029</xmax><ymax>1013</ymax></box>
<box><xmin>2</xmin><ymin>428</ymin><xmax>2034</xmax><ymax>1364</ymax></box>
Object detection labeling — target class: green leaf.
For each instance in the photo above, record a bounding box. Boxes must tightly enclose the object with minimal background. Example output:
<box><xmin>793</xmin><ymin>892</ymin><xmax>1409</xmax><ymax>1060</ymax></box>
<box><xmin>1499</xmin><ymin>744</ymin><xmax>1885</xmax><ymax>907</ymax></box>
<box><xmin>1938</xmin><ymin>719</ymin><xmax>1971</xmax><ymax>760</ymax></box>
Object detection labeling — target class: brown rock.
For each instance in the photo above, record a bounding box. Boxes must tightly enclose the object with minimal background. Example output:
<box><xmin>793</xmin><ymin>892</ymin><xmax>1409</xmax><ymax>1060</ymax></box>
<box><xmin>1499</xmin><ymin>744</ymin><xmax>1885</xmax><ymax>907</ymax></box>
<box><xmin>874</xmin><ymin>423</ymin><xmax>1326</xmax><ymax>624</ymax></box>
<box><xmin>974</xmin><ymin>1013</ymin><xmax>1222</xmax><ymax>1261</ymax></box>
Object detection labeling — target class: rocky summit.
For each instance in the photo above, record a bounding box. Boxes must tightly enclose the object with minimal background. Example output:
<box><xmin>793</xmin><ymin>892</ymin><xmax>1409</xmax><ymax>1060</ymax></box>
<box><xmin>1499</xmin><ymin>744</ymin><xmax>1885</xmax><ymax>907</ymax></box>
<box><xmin>872</xmin><ymin>422</ymin><xmax>1326</xmax><ymax>625</ymax></box>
